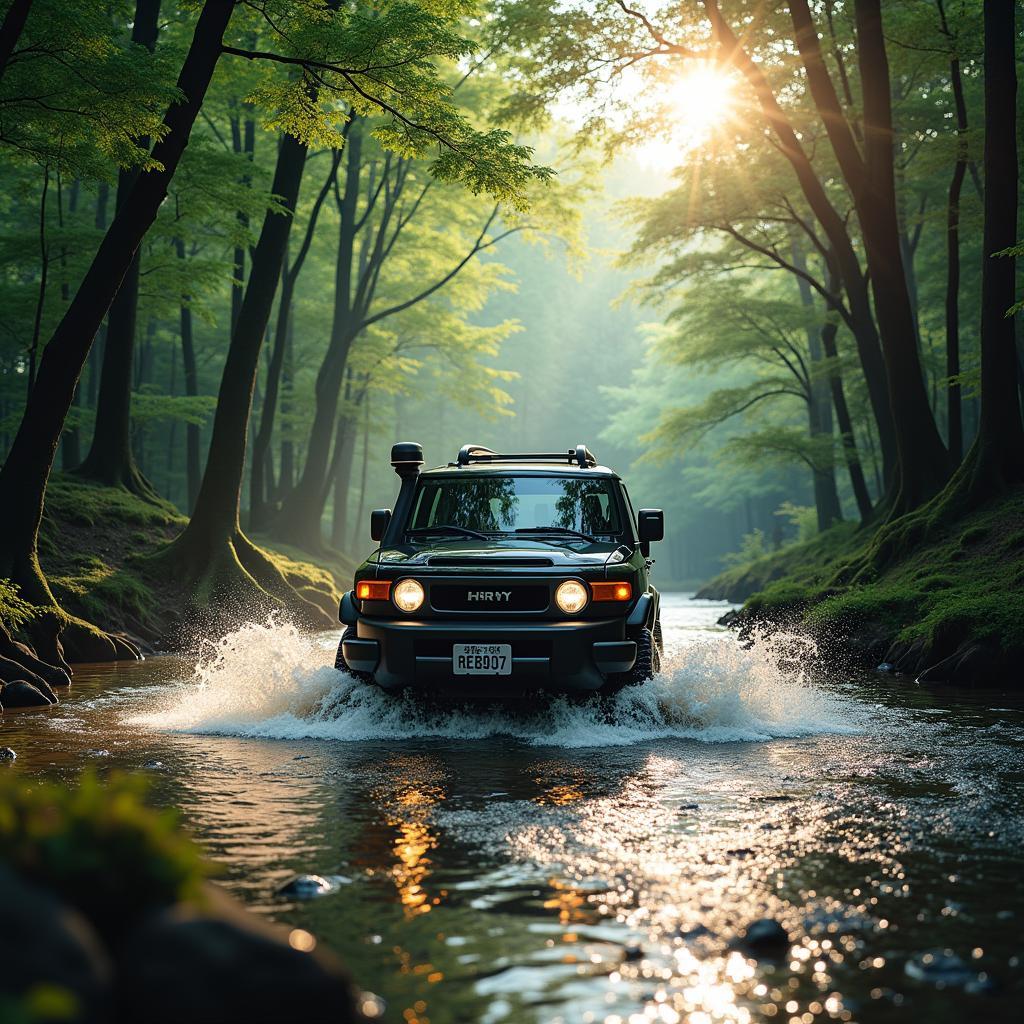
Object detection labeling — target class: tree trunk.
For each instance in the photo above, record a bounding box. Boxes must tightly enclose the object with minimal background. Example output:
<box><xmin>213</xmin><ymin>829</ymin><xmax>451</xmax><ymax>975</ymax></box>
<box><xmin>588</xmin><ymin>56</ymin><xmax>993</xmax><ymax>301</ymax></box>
<box><xmin>155</xmin><ymin>132</ymin><xmax>328</xmax><ymax>624</ymax></box>
<box><xmin>784</xmin><ymin>0</ymin><xmax>949</xmax><ymax>512</ymax></box>
<box><xmin>793</xmin><ymin>246</ymin><xmax>843</xmax><ymax>530</ymax></box>
<box><xmin>278</xmin><ymin>308</ymin><xmax>295</xmax><ymax>498</ymax></box>
<box><xmin>250</xmin><ymin>151</ymin><xmax>339</xmax><ymax>531</ymax></box>
<box><xmin>60</xmin><ymin>175</ymin><xmax>81</xmax><ymax>469</ymax></box>
<box><xmin>851</xmin><ymin>0</ymin><xmax>951</xmax><ymax>509</ymax></box>
<box><xmin>855</xmin><ymin>0</ymin><xmax>1021</xmax><ymax>576</ymax></box>
<box><xmin>820</xmin><ymin>317</ymin><xmax>874</xmax><ymax>522</ymax></box>
<box><xmin>330</xmin><ymin>411</ymin><xmax>358</xmax><ymax>549</ymax></box>
<box><xmin>273</xmin><ymin>122</ymin><xmax>364</xmax><ymax>551</ymax></box>
<box><xmin>73</xmin><ymin>0</ymin><xmax>161</xmax><ymax>497</ymax></box>
<box><xmin>705</xmin><ymin>0</ymin><xmax>898</xmax><ymax>489</ymax></box>
<box><xmin>174</xmin><ymin>238</ymin><xmax>201</xmax><ymax>513</ymax></box>
<box><xmin>229</xmin><ymin>110</ymin><xmax>255</xmax><ymax>333</ymax></box>
<box><xmin>0</xmin><ymin>0</ymin><xmax>33</xmax><ymax>81</ymax></box>
<box><xmin>941</xmin><ymin>3</ymin><xmax>969</xmax><ymax>467</ymax></box>
<box><xmin>350</xmin><ymin>392</ymin><xmax>371</xmax><ymax>551</ymax></box>
<box><xmin>963</xmin><ymin>0</ymin><xmax>1022</xmax><ymax>491</ymax></box>
<box><xmin>0</xmin><ymin>0</ymin><xmax>234</xmax><ymax>643</ymax></box>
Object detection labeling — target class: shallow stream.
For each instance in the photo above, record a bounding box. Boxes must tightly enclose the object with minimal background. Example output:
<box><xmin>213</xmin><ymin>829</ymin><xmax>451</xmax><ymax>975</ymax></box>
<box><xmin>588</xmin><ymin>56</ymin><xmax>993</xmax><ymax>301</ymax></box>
<box><xmin>3</xmin><ymin>593</ymin><xmax>1023</xmax><ymax>1023</ymax></box>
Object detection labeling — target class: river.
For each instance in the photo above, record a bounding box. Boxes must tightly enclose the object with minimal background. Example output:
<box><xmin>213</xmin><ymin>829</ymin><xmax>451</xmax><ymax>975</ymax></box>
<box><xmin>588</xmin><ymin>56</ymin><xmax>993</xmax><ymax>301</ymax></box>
<box><xmin>3</xmin><ymin>593</ymin><xmax>1023</xmax><ymax>1023</ymax></box>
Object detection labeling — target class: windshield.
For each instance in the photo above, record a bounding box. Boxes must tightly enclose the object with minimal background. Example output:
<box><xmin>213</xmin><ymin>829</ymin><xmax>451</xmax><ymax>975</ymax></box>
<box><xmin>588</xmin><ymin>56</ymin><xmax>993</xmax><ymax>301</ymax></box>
<box><xmin>409</xmin><ymin>475</ymin><xmax>622</xmax><ymax>537</ymax></box>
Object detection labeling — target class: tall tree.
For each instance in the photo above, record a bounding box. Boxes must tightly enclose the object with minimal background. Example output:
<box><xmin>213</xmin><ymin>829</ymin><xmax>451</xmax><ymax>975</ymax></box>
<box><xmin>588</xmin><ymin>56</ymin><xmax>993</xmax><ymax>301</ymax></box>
<box><xmin>965</xmin><ymin>0</ymin><xmax>1021</xmax><ymax>494</ymax></box>
<box><xmin>936</xmin><ymin>0</ymin><xmax>970</xmax><ymax>465</ymax></box>
<box><xmin>673</xmin><ymin>0</ymin><xmax>951</xmax><ymax>509</ymax></box>
<box><xmin>73</xmin><ymin>0</ymin><xmax>162</xmax><ymax>496</ymax></box>
<box><xmin>153</xmin><ymin>131</ymin><xmax>320</xmax><ymax>618</ymax></box>
<box><xmin>152</xmin><ymin>0</ymin><xmax>549</xmax><ymax>613</ymax></box>
<box><xmin>0</xmin><ymin>0</ymin><xmax>234</xmax><ymax>657</ymax></box>
<box><xmin>249</xmin><ymin>147</ymin><xmax>342</xmax><ymax>531</ymax></box>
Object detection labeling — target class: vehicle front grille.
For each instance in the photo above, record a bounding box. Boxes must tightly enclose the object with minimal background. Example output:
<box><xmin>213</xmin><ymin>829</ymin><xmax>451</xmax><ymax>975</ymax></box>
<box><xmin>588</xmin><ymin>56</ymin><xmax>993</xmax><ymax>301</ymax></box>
<box><xmin>415</xmin><ymin>637</ymin><xmax>551</xmax><ymax>659</ymax></box>
<box><xmin>429</xmin><ymin>584</ymin><xmax>549</xmax><ymax>612</ymax></box>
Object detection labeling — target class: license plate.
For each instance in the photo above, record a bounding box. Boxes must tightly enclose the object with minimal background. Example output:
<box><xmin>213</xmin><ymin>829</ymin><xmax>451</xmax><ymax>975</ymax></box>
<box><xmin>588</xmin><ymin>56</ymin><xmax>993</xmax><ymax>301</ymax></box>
<box><xmin>452</xmin><ymin>643</ymin><xmax>512</xmax><ymax>675</ymax></box>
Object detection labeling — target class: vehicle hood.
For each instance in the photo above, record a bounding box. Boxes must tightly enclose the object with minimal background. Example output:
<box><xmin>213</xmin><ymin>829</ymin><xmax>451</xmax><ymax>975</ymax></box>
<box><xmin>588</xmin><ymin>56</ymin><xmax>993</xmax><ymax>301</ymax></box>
<box><xmin>373</xmin><ymin>537</ymin><xmax>623</xmax><ymax>568</ymax></box>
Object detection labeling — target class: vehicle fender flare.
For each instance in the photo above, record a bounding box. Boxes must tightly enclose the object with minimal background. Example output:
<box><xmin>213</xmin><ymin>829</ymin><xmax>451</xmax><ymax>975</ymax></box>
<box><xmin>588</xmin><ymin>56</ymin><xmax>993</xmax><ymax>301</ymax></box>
<box><xmin>339</xmin><ymin>590</ymin><xmax>359</xmax><ymax>626</ymax></box>
<box><xmin>627</xmin><ymin>591</ymin><xmax>656</xmax><ymax>632</ymax></box>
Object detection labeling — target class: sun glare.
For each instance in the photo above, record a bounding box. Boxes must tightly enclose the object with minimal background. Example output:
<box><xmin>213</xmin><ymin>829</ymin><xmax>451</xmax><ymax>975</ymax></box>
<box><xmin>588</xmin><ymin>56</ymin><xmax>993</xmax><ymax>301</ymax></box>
<box><xmin>670</xmin><ymin>64</ymin><xmax>735</xmax><ymax>143</ymax></box>
<box><xmin>636</xmin><ymin>62</ymin><xmax>737</xmax><ymax>170</ymax></box>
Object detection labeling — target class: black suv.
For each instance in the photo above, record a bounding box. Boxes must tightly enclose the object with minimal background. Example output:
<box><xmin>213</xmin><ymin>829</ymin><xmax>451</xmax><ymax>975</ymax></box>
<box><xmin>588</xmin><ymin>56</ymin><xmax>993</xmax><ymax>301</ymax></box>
<box><xmin>336</xmin><ymin>443</ymin><xmax>664</xmax><ymax>695</ymax></box>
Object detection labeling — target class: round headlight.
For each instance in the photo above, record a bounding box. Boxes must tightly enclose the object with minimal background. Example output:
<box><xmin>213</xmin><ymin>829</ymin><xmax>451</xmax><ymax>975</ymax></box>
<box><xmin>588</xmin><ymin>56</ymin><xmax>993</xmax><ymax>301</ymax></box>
<box><xmin>393</xmin><ymin>578</ymin><xmax>425</xmax><ymax>613</ymax></box>
<box><xmin>555</xmin><ymin>580</ymin><xmax>588</xmax><ymax>615</ymax></box>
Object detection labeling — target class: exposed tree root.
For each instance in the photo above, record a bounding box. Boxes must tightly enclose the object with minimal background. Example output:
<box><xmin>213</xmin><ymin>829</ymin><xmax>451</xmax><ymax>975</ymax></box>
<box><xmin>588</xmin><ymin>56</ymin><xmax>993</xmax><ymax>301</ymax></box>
<box><xmin>144</xmin><ymin>527</ymin><xmax>335</xmax><ymax>642</ymax></box>
<box><xmin>1</xmin><ymin>558</ymin><xmax>143</xmax><ymax>675</ymax></box>
<box><xmin>70</xmin><ymin>458</ymin><xmax>162</xmax><ymax>504</ymax></box>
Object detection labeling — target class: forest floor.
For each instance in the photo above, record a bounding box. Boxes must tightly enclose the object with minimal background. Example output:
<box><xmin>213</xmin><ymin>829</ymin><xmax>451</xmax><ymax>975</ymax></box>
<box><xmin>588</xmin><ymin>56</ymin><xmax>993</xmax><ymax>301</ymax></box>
<box><xmin>8</xmin><ymin>476</ymin><xmax>356</xmax><ymax>654</ymax></box>
<box><xmin>697</xmin><ymin>487</ymin><xmax>1024</xmax><ymax>686</ymax></box>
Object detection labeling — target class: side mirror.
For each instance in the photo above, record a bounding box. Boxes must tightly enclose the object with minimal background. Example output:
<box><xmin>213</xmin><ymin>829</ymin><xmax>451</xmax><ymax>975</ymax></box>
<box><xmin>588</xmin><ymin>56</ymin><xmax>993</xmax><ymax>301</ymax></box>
<box><xmin>370</xmin><ymin>508</ymin><xmax>392</xmax><ymax>542</ymax></box>
<box><xmin>637</xmin><ymin>509</ymin><xmax>664</xmax><ymax>555</ymax></box>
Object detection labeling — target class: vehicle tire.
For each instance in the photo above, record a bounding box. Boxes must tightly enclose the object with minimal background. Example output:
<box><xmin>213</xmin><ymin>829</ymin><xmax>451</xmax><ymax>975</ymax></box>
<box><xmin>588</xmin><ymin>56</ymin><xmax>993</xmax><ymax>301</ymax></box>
<box><xmin>335</xmin><ymin>626</ymin><xmax>372</xmax><ymax>683</ymax></box>
<box><xmin>601</xmin><ymin>626</ymin><xmax>659</xmax><ymax>695</ymax></box>
<box><xmin>653</xmin><ymin>617</ymin><xmax>664</xmax><ymax>655</ymax></box>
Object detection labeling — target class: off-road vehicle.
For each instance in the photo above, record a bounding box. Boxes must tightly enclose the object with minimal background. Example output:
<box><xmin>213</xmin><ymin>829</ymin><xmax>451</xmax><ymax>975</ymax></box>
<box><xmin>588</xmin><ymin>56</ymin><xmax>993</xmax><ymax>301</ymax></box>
<box><xmin>336</xmin><ymin>443</ymin><xmax>664</xmax><ymax>695</ymax></box>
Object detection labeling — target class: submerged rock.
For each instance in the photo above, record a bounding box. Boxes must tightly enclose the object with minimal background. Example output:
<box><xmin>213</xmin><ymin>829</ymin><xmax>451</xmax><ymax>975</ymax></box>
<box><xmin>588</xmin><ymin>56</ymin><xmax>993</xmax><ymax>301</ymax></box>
<box><xmin>0</xmin><ymin>679</ymin><xmax>56</xmax><ymax>708</ymax></box>
<box><xmin>276</xmin><ymin>874</ymin><xmax>338</xmax><ymax>899</ymax></box>
<box><xmin>0</xmin><ymin>747</ymin><xmax>16</xmax><ymax>762</ymax></box>
<box><xmin>736</xmin><ymin>918</ymin><xmax>790</xmax><ymax>956</ymax></box>
<box><xmin>904</xmin><ymin>949</ymin><xmax>977</xmax><ymax>988</ymax></box>
<box><xmin>142</xmin><ymin>759</ymin><xmax>165</xmax><ymax>770</ymax></box>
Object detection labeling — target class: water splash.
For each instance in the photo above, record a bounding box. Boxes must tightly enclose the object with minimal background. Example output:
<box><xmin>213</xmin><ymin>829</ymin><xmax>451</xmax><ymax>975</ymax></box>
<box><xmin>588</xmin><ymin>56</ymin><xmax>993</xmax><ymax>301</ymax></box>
<box><xmin>131</xmin><ymin>618</ymin><xmax>862</xmax><ymax>747</ymax></box>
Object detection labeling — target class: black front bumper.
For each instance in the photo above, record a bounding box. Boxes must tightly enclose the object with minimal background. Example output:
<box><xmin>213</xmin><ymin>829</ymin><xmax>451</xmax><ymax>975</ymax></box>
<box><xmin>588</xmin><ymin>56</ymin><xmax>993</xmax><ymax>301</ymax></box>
<box><xmin>343</xmin><ymin>616</ymin><xmax>636</xmax><ymax>693</ymax></box>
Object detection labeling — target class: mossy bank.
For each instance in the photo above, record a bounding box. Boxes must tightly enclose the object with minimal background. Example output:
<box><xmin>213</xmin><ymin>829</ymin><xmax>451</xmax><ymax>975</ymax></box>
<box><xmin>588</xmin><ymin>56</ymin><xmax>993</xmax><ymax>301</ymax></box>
<box><xmin>1</xmin><ymin>476</ymin><xmax>354</xmax><ymax>656</ymax></box>
<box><xmin>699</xmin><ymin>488</ymin><xmax>1024</xmax><ymax>686</ymax></box>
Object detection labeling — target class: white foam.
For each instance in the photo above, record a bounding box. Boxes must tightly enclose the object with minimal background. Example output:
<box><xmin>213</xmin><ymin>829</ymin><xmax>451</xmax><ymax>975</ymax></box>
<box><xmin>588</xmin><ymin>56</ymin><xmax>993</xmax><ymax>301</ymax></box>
<box><xmin>129</xmin><ymin>618</ymin><xmax>862</xmax><ymax>747</ymax></box>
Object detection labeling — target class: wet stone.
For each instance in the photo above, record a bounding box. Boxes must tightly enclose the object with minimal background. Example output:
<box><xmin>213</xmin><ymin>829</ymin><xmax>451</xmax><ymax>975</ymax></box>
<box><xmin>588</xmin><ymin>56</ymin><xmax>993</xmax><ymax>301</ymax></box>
<box><xmin>0</xmin><ymin>747</ymin><xmax>16</xmax><ymax>762</ymax></box>
<box><xmin>735</xmin><ymin>918</ymin><xmax>790</xmax><ymax>956</ymax></box>
<box><xmin>0</xmin><ymin>680</ymin><xmax>56</xmax><ymax>709</ymax></box>
<box><xmin>904</xmin><ymin>950</ymin><xmax>978</xmax><ymax>988</ymax></box>
<box><xmin>142</xmin><ymin>759</ymin><xmax>164</xmax><ymax>770</ymax></box>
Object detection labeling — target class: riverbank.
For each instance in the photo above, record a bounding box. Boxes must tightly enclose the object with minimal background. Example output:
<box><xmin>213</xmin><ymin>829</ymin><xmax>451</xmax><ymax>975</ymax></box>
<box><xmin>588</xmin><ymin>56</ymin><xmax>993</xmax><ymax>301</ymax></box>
<box><xmin>697</xmin><ymin>487</ymin><xmax>1024</xmax><ymax>686</ymax></box>
<box><xmin>1</xmin><ymin>476</ymin><xmax>354</xmax><ymax>659</ymax></box>
<box><xmin>0</xmin><ymin>771</ymin><xmax>366</xmax><ymax>1023</ymax></box>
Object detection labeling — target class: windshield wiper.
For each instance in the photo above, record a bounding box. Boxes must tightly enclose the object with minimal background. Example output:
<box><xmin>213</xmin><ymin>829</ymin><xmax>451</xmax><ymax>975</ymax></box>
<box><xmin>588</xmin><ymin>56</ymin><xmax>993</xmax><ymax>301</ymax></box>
<box><xmin>513</xmin><ymin>526</ymin><xmax>597</xmax><ymax>543</ymax></box>
<box><xmin>407</xmin><ymin>524</ymin><xmax>490</xmax><ymax>540</ymax></box>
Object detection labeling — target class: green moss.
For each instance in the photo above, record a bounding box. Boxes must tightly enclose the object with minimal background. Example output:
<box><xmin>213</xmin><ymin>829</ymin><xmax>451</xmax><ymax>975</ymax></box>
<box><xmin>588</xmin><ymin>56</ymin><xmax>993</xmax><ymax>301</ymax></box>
<box><xmin>0</xmin><ymin>771</ymin><xmax>209</xmax><ymax>942</ymax></box>
<box><xmin>43</xmin><ymin>476</ymin><xmax>183</xmax><ymax>531</ymax></box>
<box><xmin>716</xmin><ymin>487</ymin><xmax>1024</xmax><ymax>665</ymax></box>
<box><xmin>34</xmin><ymin>476</ymin><xmax>347</xmax><ymax>641</ymax></box>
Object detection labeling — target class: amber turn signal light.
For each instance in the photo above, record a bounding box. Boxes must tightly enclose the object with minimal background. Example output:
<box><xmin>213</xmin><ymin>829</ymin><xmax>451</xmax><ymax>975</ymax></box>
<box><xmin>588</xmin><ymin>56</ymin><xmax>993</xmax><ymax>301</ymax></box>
<box><xmin>356</xmin><ymin>580</ymin><xmax>391</xmax><ymax>601</ymax></box>
<box><xmin>591</xmin><ymin>581</ymin><xmax>632</xmax><ymax>602</ymax></box>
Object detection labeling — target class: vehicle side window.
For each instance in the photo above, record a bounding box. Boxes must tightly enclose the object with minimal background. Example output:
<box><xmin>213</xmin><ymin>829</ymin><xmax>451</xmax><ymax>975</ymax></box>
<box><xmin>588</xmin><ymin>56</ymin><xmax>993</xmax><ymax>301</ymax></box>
<box><xmin>621</xmin><ymin>486</ymin><xmax>638</xmax><ymax>537</ymax></box>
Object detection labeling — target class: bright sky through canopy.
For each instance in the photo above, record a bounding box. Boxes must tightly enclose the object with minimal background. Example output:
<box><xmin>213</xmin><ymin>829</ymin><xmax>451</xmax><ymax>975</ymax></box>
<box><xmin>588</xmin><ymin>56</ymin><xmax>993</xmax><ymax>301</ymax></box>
<box><xmin>635</xmin><ymin>61</ymin><xmax>737</xmax><ymax>170</ymax></box>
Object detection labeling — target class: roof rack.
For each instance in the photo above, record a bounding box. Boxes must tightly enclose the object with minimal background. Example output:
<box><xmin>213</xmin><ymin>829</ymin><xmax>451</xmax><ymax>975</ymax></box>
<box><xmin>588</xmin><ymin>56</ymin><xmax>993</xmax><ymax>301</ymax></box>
<box><xmin>455</xmin><ymin>444</ymin><xmax>598</xmax><ymax>469</ymax></box>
